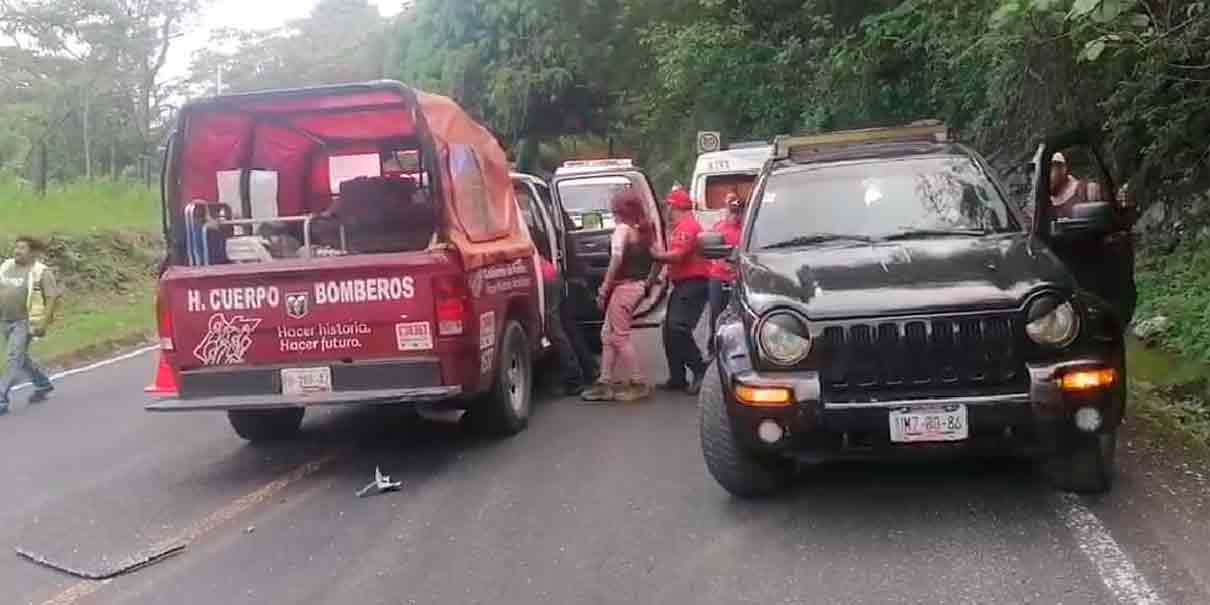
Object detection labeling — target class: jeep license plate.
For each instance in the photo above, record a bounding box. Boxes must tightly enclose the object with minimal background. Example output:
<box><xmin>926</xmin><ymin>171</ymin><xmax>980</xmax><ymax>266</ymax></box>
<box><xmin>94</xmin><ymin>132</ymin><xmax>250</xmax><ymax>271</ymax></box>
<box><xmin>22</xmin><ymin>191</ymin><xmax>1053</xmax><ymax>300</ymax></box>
<box><xmin>281</xmin><ymin>367</ymin><xmax>333</xmax><ymax>397</ymax></box>
<box><xmin>889</xmin><ymin>405</ymin><xmax>968</xmax><ymax>443</ymax></box>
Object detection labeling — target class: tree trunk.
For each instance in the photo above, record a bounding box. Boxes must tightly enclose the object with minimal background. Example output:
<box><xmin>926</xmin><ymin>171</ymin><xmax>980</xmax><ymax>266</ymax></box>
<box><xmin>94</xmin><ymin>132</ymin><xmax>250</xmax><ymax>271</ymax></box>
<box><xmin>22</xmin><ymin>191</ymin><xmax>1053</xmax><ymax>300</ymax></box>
<box><xmin>109</xmin><ymin>140</ymin><xmax>117</xmax><ymax>177</ymax></box>
<box><xmin>83</xmin><ymin>91</ymin><xmax>92</xmax><ymax>179</ymax></box>
<box><xmin>34</xmin><ymin>142</ymin><xmax>48</xmax><ymax>197</ymax></box>
<box><xmin>515</xmin><ymin>136</ymin><xmax>540</xmax><ymax>174</ymax></box>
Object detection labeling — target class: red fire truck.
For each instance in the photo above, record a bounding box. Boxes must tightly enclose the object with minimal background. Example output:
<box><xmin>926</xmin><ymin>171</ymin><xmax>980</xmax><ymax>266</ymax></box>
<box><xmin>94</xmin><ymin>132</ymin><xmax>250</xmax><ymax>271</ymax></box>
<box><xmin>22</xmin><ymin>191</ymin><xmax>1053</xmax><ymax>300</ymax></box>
<box><xmin>145</xmin><ymin>81</ymin><xmax>543</xmax><ymax>441</ymax></box>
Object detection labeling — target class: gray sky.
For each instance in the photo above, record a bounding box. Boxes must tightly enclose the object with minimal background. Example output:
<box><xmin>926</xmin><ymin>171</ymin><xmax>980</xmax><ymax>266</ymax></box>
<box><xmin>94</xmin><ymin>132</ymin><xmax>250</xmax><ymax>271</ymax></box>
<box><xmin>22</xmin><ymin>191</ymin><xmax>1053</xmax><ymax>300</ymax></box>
<box><xmin>166</xmin><ymin>0</ymin><xmax>404</xmax><ymax>80</ymax></box>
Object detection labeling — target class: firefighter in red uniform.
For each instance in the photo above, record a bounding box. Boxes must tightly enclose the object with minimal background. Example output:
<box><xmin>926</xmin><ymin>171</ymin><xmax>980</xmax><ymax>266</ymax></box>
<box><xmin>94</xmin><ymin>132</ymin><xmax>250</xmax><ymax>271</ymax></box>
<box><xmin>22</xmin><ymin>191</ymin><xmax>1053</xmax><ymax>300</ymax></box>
<box><xmin>651</xmin><ymin>189</ymin><xmax>712</xmax><ymax>395</ymax></box>
<box><xmin>706</xmin><ymin>190</ymin><xmax>744</xmax><ymax>358</ymax></box>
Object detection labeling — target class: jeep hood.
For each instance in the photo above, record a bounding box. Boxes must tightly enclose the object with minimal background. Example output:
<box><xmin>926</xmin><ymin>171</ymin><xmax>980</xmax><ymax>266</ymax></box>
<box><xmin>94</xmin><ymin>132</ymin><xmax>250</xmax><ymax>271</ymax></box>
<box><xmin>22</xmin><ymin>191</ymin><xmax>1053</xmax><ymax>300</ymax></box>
<box><xmin>740</xmin><ymin>233</ymin><xmax>1074</xmax><ymax>319</ymax></box>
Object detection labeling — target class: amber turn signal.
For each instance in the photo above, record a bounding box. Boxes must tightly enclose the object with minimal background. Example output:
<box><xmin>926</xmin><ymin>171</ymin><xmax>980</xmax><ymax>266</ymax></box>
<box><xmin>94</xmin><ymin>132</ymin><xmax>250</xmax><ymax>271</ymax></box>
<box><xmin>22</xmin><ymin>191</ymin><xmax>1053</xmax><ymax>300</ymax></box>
<box><xmin>1058</xmin><ymin>368</ymin><xmax>1117</xmax><ymax>392</ymax></box>
<box><xmin>734</xmin><ymin>384</ymin><xmax>794</xmax><ymax>407</ymax></box>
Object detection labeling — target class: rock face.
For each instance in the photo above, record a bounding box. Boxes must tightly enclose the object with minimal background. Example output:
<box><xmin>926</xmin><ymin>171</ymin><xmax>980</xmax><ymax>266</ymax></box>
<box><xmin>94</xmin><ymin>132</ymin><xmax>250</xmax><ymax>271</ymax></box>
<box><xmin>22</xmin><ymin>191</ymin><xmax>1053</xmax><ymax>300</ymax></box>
<box><xmin>1134</xmin><ymin>203</ymin><xmax>1167</xmax><ymax>234</ymax></box>
<box><xmin>1133</xmin><ymin>315</ymin><xmax>1171</xmax><ymax>341</ymax></box>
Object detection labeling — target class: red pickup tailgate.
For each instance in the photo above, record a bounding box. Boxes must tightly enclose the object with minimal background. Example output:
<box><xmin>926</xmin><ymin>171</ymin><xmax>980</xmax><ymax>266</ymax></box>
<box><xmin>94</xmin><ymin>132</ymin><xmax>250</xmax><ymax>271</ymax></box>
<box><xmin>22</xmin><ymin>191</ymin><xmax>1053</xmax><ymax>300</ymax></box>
<box><xmin>162</xmin><ymin>251</ymin><xmax>456</xmax><ymax>371</ymax></box>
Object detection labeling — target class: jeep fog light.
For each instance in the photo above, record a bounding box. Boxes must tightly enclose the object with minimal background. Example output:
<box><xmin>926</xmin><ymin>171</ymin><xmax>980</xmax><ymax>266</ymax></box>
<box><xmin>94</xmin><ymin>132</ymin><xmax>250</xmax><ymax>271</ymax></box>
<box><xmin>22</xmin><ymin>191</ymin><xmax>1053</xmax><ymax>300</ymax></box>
<box><xmin>757</xmin><ymin>419</ymin><xmax>785</xmax><ymax>444</ymax></box>
<box><xmin>1074</xmin><ymin>406</ymin><xmax>1103</xmax><ymax>433</ymax></box>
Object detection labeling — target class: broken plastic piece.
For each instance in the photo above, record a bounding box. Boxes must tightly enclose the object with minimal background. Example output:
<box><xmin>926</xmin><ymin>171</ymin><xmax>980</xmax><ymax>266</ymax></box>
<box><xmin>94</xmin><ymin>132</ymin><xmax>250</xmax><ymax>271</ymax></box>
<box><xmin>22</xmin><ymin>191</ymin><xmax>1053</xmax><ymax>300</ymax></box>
<box><xmin>356</xmin><ymin>466</ymin><xmax>402</xmax><ymax>498</ymax></box>
<box><xmin>15</xmin><ymin>542</ymin><xmax>186</xmax><ymax>580</ymax></box>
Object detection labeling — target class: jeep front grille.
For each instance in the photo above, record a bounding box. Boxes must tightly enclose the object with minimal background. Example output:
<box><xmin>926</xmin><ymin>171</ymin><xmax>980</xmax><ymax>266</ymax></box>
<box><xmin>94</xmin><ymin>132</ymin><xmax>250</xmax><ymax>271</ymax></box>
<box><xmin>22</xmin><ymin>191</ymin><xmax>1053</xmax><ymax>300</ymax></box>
<box><xmin>816</xmin><ymin>313</ymin><xmax>1025</xmax><ymax>403</ymax></box>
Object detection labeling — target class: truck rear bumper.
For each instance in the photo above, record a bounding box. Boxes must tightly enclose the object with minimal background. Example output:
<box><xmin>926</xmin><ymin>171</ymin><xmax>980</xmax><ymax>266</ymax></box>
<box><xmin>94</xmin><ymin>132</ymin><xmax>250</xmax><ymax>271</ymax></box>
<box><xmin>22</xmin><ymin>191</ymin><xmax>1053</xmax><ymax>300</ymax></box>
<box><xmin>146</xmin><ymin>386</ymin><xmax>462</xmax><ymax>412</ymax></box>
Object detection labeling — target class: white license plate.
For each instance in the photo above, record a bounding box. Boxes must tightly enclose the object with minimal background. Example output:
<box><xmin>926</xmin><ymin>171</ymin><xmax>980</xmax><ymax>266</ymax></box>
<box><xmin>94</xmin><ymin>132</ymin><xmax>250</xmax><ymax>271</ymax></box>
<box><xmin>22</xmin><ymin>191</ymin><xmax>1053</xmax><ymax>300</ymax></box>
<box><xmin>889</xmin><ymin>405</ymin><xmax>968</xmax><ymax>443</ymax></box>
<box><xmin>281</xmin><ymin>367</ymin><xmax>333</xmax><ymax>397</ymax></box>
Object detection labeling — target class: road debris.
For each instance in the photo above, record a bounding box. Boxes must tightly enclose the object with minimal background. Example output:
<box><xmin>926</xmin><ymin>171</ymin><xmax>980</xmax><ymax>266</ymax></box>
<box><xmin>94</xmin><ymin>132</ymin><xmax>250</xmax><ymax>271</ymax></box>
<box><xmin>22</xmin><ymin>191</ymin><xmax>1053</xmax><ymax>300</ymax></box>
<box><xmin>356</xmin><ymin>466</ymin><xmax>402</xmax><ymax>498</ymax></box>
<box><xmin>15</xmin><ymin>542</ymin><xmax>187</xmax><ymax>580</ymax></box>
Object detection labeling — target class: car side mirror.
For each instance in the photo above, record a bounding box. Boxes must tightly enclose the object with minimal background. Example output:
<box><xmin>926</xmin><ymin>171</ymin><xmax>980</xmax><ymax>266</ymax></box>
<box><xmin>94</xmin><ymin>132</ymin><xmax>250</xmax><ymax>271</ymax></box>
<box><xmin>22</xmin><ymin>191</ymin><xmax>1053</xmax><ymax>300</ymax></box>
<box><xmin>698</xmin><ymin>232</ymin><xmax>734</xmax><ymax>260</ymax></box>
<box><xmin>1050</xmin><ymin>201</ymin><xmax>1115</xmax><ymax>241</ymax></box>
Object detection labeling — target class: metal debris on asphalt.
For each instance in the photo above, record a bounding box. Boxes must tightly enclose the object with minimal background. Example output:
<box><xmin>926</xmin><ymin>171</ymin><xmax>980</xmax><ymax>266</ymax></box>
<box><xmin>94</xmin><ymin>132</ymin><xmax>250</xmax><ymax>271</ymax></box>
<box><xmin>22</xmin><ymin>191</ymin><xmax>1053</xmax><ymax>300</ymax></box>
<box><xmin>356</xmin><ymin>466</ymin><xmax>402</xmax><ymax>498</ymax></box>
<box><xmin>15</xmin><ymin>542</ymin><xmax>187</xmax><ymax>580</ymax></box>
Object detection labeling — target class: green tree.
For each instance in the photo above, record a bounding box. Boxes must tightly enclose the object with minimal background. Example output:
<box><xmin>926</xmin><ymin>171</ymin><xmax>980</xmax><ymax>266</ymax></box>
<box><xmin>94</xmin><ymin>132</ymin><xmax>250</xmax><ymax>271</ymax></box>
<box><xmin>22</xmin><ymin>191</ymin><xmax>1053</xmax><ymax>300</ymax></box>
<box><xmin>187</xmin><ymin>0</ymin><xmax>391</xmax><ymax>96</ymax></box>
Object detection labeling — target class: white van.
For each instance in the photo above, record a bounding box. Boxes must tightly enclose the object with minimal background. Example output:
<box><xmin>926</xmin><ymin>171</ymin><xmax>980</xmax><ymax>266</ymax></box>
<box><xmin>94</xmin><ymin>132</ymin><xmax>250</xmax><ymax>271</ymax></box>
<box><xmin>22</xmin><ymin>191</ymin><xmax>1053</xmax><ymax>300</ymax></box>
<box><xmin>690</xmin><ymin>143</ymin><xmax>771</xmax><ymax>229</ymax></box>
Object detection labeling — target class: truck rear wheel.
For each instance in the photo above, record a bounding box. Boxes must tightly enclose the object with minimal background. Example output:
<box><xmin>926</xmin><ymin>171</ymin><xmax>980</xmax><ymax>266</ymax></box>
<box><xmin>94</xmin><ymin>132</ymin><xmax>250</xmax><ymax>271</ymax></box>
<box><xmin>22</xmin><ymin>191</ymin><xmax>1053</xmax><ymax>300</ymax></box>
<box><xmin>1043</xmin><ymin>429</ymin><xmax>1117</xmax><ymax>494</ymax></box>
<box><xmin>699</xmin><ymin>367</ymin><xmax>791</xmax><ymax>498</ymax></box>
<box><xmin>228</xmin><ymin>408</ymin><xmax>305</xmax><ymax>442</ymax></box>
<box><xmin>469</xmin><ymin>320</ymin><xmax>532</xmax><ymax>437</ymax></box>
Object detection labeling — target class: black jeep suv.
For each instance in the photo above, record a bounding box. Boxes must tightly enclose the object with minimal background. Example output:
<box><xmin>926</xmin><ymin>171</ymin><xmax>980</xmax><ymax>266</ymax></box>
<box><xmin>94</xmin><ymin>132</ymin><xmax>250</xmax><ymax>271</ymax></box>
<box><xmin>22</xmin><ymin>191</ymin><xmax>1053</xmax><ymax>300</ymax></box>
<box><xmin>698</xmin><ymin>122</ymin><xmax>1136</xmax><ymax>498</ymax></box>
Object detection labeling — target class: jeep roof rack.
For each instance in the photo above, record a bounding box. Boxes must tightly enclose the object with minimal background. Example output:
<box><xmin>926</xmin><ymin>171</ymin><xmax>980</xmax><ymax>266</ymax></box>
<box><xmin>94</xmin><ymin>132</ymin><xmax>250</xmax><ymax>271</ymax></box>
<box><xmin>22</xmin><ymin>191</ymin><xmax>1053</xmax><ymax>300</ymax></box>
<box><xmin>772</xmin><ymin>120</ymin><xmax>948</xmax><ymax>161</ymax></box>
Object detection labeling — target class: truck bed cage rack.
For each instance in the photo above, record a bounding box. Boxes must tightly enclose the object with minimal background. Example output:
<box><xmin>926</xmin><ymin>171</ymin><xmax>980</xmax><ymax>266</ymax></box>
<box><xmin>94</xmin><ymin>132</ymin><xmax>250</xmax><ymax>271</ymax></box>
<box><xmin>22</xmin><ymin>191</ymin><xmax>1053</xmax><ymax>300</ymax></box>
<box><xmin>184</xmin><ymin>201</ymin><xmax>348</xmax><ymax>266</ymax></box>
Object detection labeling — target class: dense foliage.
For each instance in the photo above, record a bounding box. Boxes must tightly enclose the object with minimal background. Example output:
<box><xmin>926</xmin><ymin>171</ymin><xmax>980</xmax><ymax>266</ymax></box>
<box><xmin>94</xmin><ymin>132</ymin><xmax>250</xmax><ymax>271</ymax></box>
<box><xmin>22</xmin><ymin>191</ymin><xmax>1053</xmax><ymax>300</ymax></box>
<box><xmin>1</xmin><ymin>0</ymin><xmax>204</xmax><ymax>185</ymax></box>
<box><xmin>391</xmin><ymin>0</ymin><xmax>1209</xmax><ymax>203</ymax></box>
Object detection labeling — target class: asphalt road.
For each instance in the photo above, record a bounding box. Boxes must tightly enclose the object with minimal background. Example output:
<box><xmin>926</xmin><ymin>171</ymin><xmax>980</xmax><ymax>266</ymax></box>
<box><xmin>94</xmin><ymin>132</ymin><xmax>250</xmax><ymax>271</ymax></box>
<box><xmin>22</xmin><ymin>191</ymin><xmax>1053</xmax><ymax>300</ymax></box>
<box><xmin>2</xmin><ymin>332</ymin><xmax>1209</xmax><ymax>605</ymax></box>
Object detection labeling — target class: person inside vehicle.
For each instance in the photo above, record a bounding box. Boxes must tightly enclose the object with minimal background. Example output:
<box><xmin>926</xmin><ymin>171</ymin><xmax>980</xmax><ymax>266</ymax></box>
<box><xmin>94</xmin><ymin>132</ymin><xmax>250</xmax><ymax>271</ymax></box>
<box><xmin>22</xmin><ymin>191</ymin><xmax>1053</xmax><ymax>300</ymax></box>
<box><xmin>1050</xmin><ymin>152</ymin><xmax>1110</xmax><ymax>217</ymax></box>
<box><xmin>706</xmin><ymin>189</ymin><xmax>744</xmax><ymax>358</ymax></box>
<box><xmin>538</xmin><ymin>238</ymin><xmax>589</xmax><ymax>397</ymax></box>
<box><xmin>581</xmin><ymin>190</ymin><xmax>655</xmax><ymax>403</ymax></box>
<box><xmin>556</xmin><ymin>205</ymin><xmax>601</xmax><ymax>383</ymax></box>
<box><xmin>650</xmin><ymin>188</ymin><xmax>711</xmax><ymax>395</ymax></box>
<box><xmin>1047</xmin><ymin>151</ymin><xmax>1138</xmax><ymax>324</ymax></box>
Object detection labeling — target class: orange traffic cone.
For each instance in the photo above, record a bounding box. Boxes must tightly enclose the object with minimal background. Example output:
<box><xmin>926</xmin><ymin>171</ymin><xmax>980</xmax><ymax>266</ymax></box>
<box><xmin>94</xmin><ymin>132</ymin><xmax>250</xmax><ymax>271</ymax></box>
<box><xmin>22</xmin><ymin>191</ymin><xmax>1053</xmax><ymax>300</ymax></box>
<box><xmin>144</xmin><ymin>352</ymin><xmax>179</xmax><ymax>397</ymax></box>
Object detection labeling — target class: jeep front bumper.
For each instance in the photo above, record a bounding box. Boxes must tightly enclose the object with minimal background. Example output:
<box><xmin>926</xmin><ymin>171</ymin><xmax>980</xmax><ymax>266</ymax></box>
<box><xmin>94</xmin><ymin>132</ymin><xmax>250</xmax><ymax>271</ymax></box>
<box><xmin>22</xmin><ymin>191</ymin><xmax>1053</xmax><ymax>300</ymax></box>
<box><xmin>714</xmin><ymin>355</ymin><xmax>1125</xmax><ymax>463</ymax></box>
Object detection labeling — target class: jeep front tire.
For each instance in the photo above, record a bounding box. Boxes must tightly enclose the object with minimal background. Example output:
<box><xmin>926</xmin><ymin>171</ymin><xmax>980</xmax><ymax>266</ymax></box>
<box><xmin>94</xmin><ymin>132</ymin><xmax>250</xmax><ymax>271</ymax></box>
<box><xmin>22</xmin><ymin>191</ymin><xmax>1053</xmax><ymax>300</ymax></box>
<box><xmin>699</xmin><ymin>366</ymin><xmax>791</xmax><ymax>498</ymax></box>
<box><xmin>1044</xmin><ymin>429</ymin><xmax>1117</xmax><ymax>494</ymax></box>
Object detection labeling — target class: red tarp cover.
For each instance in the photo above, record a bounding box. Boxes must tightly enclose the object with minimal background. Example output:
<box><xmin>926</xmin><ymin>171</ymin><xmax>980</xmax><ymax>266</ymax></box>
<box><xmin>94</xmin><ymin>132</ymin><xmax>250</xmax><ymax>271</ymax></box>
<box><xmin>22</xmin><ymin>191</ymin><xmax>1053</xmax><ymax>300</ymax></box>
<box><xmin>173</xmin><ymin>83</ymin><xmax>530</xmax><ymax>270</ymax></box>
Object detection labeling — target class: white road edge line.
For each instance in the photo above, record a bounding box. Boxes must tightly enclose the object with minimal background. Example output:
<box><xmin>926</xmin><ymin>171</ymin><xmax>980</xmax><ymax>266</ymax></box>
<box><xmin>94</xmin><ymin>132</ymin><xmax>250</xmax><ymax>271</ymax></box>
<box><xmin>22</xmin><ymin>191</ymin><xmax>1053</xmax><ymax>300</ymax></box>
<box><xmin>1056</xmin><ymin>493</ymin><xmax>1166</xmax><ymax>605</ymax></box>
<box><xmin>10</xmin><ymin>344</ymin><xmax>158</xmax><ymax>393</ymax></box>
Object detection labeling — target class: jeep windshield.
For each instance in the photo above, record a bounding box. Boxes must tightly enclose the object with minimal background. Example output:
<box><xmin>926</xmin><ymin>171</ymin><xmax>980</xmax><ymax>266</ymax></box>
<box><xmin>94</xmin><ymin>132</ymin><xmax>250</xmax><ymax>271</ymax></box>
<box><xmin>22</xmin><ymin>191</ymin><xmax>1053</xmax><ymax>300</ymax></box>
<box><xmin>556</xmin><ymin>175</ymin><xmax>631</xmax><ymax>230</ymax></box>
<box><xmin>749</xmin><ymin>155</ymin><xmax>1018</xmax><ymax>251</ymax></box>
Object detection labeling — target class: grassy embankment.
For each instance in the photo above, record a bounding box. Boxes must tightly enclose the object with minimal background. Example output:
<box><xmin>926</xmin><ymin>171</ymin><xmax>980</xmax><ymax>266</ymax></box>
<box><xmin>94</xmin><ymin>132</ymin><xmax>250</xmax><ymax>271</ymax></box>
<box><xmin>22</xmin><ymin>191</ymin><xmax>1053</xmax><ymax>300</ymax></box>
<box><xmin>0</xmin><ymin>179</ymin><xmax>161</xmax><ymax>375</ymax></box>
<box><xmin>1129</xmin><ymin>243</ymin><xmax>1210</xmax><ymax>450</ymax></box>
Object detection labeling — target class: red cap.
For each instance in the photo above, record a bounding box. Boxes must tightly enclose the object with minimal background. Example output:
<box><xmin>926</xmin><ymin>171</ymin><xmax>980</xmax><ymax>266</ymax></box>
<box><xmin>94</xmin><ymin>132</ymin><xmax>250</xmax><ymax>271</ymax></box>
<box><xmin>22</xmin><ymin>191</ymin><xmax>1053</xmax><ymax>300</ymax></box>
<box><xmin>666</xmin><ymin>190</ymin><xmax>693</xmax><ymax>210</ymax></box>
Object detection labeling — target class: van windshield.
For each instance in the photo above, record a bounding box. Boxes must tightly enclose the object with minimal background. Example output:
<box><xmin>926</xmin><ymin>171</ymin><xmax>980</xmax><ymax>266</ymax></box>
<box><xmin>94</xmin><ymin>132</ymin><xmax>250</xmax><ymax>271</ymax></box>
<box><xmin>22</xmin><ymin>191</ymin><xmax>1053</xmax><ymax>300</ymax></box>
<box><xmin>556</xmin><ymin>175</ymin><xmax>631</xmax><ymax>230</ymax></box>
<box><xmin>699</xmin><ymin>173</ymin><xmax>757</xmax><ymax>210</ymax></box>
<box><xmin>749</xmin><ymin>156</ymin><xmax>1018</xmax><ymax>250</ymax></box>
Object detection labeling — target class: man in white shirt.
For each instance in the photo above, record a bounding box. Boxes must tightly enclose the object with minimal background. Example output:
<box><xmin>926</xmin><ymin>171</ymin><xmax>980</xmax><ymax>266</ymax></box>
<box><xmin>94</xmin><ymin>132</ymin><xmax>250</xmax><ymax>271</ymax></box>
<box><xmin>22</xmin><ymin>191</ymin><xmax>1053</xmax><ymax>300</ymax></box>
<box><xmin>0</xmin><ymin>237</ymin><xmax>63</xmax><ymax>414</ymax></box>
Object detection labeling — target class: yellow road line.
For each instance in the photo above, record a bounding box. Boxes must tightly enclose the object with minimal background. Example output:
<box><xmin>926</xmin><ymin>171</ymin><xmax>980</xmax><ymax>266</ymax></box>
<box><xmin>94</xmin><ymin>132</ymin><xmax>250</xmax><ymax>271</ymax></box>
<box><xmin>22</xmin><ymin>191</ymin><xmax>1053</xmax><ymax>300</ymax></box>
<box><xmin>40</xmin><ymin>450</ymin><xmax>342</xmax><ymax>605</ymax></box>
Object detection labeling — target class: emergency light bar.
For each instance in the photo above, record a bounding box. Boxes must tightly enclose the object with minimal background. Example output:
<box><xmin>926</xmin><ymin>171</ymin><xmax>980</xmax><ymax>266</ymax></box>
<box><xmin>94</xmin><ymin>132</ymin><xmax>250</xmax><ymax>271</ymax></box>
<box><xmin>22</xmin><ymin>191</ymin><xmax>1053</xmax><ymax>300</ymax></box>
<box><xmin>560</xmin><ymin>158</ymin><xmax>634</xmax><ymax>169</ymax></box>
<box><xmin>773</xmin><ymin>120</ymin><xmax>948</xmax><ymax>160</ymax></box>
<box><xmin>728</xmin><ymin>140</ymin><xmax>771</xmax><ymax>150</ymax></box>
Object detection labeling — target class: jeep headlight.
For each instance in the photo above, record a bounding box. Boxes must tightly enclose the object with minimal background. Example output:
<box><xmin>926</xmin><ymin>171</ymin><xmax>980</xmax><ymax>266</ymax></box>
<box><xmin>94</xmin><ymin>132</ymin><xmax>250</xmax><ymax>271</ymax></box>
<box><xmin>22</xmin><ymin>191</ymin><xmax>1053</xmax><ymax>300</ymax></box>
<box><xmin>758</xmin><ymin>311</ymin><xmax>811</xmax><ymax>366</ymax></box>
<box><xmin>1026</xmin><ymin>297</ymin><xmax>1079</xmax><ymax>347</ymax></box>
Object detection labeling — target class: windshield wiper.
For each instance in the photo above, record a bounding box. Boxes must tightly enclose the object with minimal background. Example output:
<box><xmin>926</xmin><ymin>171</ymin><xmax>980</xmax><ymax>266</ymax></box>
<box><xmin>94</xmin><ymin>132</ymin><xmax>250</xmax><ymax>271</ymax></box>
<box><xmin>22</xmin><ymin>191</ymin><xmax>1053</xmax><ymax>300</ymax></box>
<box><xmin>879</xmin><ymin>228</ymin><xmax>990</xmax><ymax>241</ymax></box>
<box><xmin>759</xmin><ymin>233</ymin><xmax>877</xmax><ymax>250</ymax></box>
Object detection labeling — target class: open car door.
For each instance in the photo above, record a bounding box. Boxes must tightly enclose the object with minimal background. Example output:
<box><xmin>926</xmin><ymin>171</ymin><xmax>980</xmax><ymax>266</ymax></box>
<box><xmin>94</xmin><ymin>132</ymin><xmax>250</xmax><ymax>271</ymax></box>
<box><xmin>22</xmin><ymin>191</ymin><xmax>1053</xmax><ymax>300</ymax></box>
<box><xmin>551</xmin><ymin>169</ymin><xmax>670</xmax><ymax>346</ymax></box>
<box><xmin>1029</xmin><ymin>129</ymin><xmax>1137</xmax><ymax>326</ymax></box>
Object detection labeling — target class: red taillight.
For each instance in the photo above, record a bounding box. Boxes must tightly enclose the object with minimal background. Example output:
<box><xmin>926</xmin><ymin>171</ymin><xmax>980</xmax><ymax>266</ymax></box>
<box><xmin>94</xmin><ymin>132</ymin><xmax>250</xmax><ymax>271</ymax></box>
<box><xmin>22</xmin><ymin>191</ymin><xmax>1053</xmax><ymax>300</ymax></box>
<box><xmin>433</xmin><ymin>274</ymin><xmax>469</xmax><ymax>336</ymax></box>
<box><xmin>156</xmin><ymin>288</ymin><xmax>175</xmax><ymax>351</ymax></box>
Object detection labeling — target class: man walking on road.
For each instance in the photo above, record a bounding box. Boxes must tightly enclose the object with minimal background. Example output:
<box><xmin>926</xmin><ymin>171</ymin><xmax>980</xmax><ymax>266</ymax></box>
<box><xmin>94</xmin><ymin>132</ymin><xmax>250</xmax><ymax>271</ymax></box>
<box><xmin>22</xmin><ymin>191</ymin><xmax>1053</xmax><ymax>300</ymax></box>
<box><xmin>0</xmin><ymin>237</ymin><xmax>62</xmax><ymax>415</ymax></box>
<box><xmin>651</xmin><ymin>189</ymin><xmax>711</xmax><ymax>395</ymax></box>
